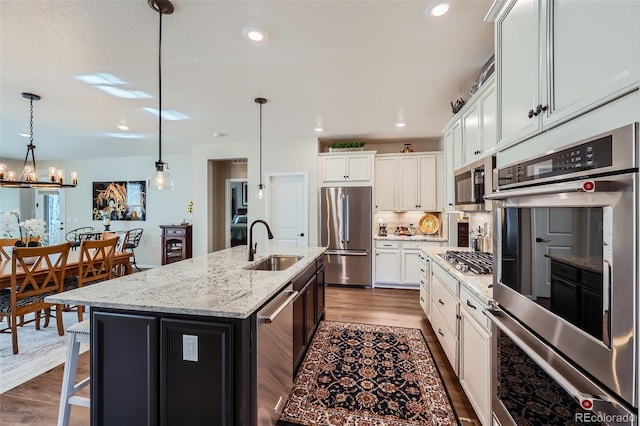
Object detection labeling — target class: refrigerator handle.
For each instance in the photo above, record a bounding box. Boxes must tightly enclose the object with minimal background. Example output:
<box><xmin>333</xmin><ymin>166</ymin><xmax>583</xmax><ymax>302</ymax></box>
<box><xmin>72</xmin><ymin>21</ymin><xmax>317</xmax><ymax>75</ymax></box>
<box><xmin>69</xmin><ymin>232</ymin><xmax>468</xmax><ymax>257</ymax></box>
<box><xmin>344</xmin><ymin>194</ymin><xmax>350</xmax><ymax>243</ymax></box>
<box><xmin>339</xmin><ymin>194</ymin><xmax>345</xmax><ymax>244</ymax></box>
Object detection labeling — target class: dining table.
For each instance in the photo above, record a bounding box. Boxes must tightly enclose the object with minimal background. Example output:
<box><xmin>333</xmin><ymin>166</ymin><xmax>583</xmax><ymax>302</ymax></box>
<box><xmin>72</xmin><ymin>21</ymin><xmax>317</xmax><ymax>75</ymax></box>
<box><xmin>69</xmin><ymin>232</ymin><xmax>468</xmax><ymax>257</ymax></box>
<box><xmin>0</xmin><ymin>249</ymin><xmax>134</xmax><ymax>290</ymax></box>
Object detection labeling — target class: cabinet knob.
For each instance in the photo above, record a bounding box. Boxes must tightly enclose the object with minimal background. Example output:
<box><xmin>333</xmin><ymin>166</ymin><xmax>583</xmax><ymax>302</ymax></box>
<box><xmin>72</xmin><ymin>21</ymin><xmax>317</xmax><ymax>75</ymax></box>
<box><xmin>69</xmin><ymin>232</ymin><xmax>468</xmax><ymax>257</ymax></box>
<box><xmin>466</xmin><ymin>300</ymin><xmax>477</xmax><ymax>310</ymax></box>
<box><xmin>534</xmin><ymin>104</ymin><xmax>548</xmax><ymax>116</ymax></box>
<box><xmin>438</xmin><ymin>329</ymin><xmax>445</xmax><ymax>337</ymax></box>
<box><xmin>438</xmin><ymin>298</ymin><xmax>444</xmax><ymax>305</ymax></box>
<box><xmin>298</xmin><ymin>233</ymin><xmax>305</xmax><ymax>237</ymax></box>
<box><xmin>528</xmin><ymin>109</ymin><xmax>535</xmax><ymax>119</ymax></box>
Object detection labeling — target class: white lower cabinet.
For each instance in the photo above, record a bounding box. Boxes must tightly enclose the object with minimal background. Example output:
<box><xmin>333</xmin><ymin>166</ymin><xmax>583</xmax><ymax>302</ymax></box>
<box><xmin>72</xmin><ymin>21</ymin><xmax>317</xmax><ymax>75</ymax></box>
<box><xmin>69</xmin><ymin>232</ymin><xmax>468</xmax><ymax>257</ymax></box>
<box><xmin>427</xmin><ymin>256</ymin><xmax>492</xmax><ymax>425</ymax></box>
<box><xmin>459</xmin><ymin>286</ymin><xmax>491</xmax><ymax>426</ymax></box>
<box><xmin>418</xmin><ymin>253</ymin><xmax>431</xmax><ymax>317</ymax></box>
<box><xmin>375</xmin><ymin>241</ymin><xmax>444</xmax><ymax>289</ymax></box>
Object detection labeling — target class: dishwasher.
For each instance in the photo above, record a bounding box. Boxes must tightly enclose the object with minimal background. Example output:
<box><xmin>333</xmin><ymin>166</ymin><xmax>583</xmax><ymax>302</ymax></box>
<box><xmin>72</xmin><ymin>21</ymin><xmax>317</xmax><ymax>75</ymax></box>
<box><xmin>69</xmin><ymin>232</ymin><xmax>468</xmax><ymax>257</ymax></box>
<box><xmin>257</xmin><ymin>284</ymin><xmax>298</xmax><ymax>425</ymax></box>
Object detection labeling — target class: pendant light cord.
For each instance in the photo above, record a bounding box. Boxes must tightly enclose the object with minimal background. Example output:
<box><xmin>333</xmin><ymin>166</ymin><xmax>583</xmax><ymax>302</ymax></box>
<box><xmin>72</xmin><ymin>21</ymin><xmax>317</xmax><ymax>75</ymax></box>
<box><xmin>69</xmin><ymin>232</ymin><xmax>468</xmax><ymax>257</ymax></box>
<box><xmin>157</xmin><ymin>6</ymin><xmax>163</xmax><ymax>165</ymax></box>
<box><xmin>259</xmin><ymin>102</ymin><xmax>263</xmax><ymax>186</ymax></box>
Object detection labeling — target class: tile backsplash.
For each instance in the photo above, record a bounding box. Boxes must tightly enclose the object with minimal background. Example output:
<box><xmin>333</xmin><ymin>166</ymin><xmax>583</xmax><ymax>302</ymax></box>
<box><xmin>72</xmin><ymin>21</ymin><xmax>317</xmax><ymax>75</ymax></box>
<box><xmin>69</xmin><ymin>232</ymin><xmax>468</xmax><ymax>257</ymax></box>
<box><xmin>467</xmin><ymin>211</ymin><xmax>493</xmax><ymax>253</ymax></box>
<box><xmin>373</xmin><ymin>211</ymin><xmax>446</xmax><ymax>237</ymax></box>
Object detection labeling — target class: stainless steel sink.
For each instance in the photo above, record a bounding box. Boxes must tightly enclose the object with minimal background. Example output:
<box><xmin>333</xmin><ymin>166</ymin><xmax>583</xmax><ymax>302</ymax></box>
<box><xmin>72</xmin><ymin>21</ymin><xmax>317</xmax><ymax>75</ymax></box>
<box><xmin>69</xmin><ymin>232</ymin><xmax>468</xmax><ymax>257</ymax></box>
<box><xmin>244</xmin><ymin>255</ymin><xmax>303</xmax><ymax>271</ymax></box>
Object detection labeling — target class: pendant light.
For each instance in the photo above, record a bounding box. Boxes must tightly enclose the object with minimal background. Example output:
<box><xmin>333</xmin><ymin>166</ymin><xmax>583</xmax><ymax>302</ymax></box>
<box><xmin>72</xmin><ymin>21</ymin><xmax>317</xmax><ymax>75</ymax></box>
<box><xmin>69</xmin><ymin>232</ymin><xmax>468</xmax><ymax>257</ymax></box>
<box><xmin>148</xmin><ymin>0</ymin><xmax>174</xmax><ymax>190</ymax></box>
<box><xmin>0</xmin><ymin>93</ymin><xmax>78</xmax><ymax>189</ymax></box>
<box><xmin>255</xmin><ymin>97</ymin><xmax>267</xmax><ymax>200</ymax></box>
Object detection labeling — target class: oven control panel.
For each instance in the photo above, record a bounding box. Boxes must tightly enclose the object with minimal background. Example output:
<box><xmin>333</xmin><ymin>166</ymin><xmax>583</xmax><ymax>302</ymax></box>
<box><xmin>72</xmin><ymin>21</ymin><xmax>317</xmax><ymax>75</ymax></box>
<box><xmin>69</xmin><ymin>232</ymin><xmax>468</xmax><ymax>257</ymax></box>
<box><xmin>497</xmin><ymin>135</ymin><xmax>613</xmax><ymax>188</ymax></box>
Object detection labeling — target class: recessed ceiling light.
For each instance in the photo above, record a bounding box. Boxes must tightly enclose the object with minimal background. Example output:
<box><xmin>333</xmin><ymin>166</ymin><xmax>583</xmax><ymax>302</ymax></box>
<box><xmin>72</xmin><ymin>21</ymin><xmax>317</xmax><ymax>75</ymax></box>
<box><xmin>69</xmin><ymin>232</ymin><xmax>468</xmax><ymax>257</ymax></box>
<box><xmin>429</xmin><ymin>2</ymin><xmax>450</xmax><ymax>17</ymax></box>
<box><xmin>315</xmin><ymin>127</ymin><xmax>324</xmax><ymax>132</ymax></box>
<box><xmin>117</xmin><ymin>123</ymin><xmax>130</xmax><ymax>131</ymax></box>
<box><xmin>104</xmin><ymin>132</ymin><xmax>149</xmax><ymax>139</ymax></box>
<box><xmin>243</xmin><ymin>27</ymin><xmax>268</xmax><ymax>44</ymax></box>
<box><xmin>395</xmin><ymin>122</ymin><xmax>406</xmax><ymax>128</ymax></box>
<box><xmin>213</xmin><ymin>132</ymin><xmax>227</xmax><ymax>137</ymax></box>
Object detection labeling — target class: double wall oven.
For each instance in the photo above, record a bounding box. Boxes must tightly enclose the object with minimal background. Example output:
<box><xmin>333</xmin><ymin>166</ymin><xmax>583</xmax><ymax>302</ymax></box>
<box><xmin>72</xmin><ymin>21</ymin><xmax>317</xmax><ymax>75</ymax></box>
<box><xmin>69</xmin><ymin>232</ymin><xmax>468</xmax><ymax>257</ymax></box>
<box><xmin>486</xmin><ymin>124</ymin><xmax>638</xmax><ymax>425</ymax></box>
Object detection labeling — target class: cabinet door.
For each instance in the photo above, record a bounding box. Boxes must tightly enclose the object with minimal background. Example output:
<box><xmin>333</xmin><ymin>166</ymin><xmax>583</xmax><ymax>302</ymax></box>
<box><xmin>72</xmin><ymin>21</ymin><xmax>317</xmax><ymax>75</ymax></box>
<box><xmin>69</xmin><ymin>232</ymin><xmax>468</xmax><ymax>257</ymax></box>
<box><xmin>321</xmin><ymin>156</ymin><xmax>347</xmax><ymax>182</ymax></box>
<box><xmin>452</xmin><ymin>121</ymin><xmax>463</xmax><ymax>171</ymax></box>
<box><xmin>293</xmin><ymin>293</ymin><xmax>306</xmax><ymax>372</ymax></box>
<box><xmin>345</xmin><ymin>155</ymin><xmax>371</xmax><ymax>181</ymax></box>
<box><xmin>92</xmin><ymin>312</ymin><xmax>158</xmax><ymax>426</ymax></box>
<box><xmin>463</xmin><ymin>104</ymin><xmax>481</xmax><ymax>165</ymax></box>
<box><xmin>417</xmin><ymin>155</ymin><xmax>437</xmax><ymax>211</ymax></box>
<box><xmin>160</xmin><ymin>319</ymin><xmax>234</xmax><ymax>426</ymax></box>
<box><xmin>547</xmin><ymin>0</ymin><xmax>640</xmax><ymax>128</ymax></box>
<box><xmin>398</xmin><ymin>156</ymin><xmax>419</xmax><ymax>210</ymax></box>
<box><xmin>375</xmin><ymin>157</ymin><xmax>396</xmax><ymax>210</ymax></box>
<box><xmin>459</xmin><ymin>309</ymin><xmax>491</xmax><ymax>426</ymax></box>
<box><xmin>303</xmin><ymin>276</ymin><xmax>317</xmax><ymax>344</ymax></box>
<box><xmin>443</xmin><ymin>131</ymin><xmax>456</xmax><ymax>211</ymax></box>
<box><xmin>480</xmin><ymin>81</ymin><xmax>497</xmax><ymax>156</ymax></box>
<box><xmin>375</xmin><ymin>249</ymin><xmax>400</xmax><ymax>284</ymax></box>
<box><xmin>498</xmin><ymin>0</ymin><xmax>542</xmax><ymax>145</ymax></box>
<box><xmin>401</xmin><ymin>249</ymin><xmax>421</xmax><ymax>286</ymax></box>
<box><xmin>315</xmin><ymin>266</ymin><xmax>325</xmax><ymax>322</ymax></box>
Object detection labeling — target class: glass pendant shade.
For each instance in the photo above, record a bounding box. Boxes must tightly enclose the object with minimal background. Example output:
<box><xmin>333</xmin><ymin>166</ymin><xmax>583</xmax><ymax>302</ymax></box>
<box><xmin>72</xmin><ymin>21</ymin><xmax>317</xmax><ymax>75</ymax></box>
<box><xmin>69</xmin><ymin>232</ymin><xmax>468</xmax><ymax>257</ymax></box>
<box><xmin>149</xmin><ymin>162</ymin><xmax>174</xmax><ymax>190</ymax></box>
<box><xmin>255</xmin><ymin>184</ymin><xmax>265</xmax><ymax>200</ymax></box>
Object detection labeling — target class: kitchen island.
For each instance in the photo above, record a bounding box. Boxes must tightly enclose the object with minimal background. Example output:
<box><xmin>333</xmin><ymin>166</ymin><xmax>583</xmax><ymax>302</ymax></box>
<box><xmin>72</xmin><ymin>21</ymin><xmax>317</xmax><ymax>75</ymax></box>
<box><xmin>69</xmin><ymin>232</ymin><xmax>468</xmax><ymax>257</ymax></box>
<box><xmin>48</xmin><ymin>245</ymin><xmax>327</xmax><ymax>426</ymax></box>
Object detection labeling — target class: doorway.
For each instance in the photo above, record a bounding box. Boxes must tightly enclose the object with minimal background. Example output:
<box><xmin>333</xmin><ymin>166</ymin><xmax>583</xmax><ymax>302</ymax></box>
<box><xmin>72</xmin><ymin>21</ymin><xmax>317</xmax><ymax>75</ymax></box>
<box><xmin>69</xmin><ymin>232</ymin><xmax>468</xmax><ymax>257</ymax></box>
<box><xmin>209</xmin><ymin>159</ymin><xmax>247</xmax><ymax>252</ymax></box>
<box><xmin>225</xmin><ymin>179</ymin><xmax>248</xmax><ymax>248</ymax></box>
<box><xmin>35</xmin><ymin>188</ymin><xmax>65</xmax><ymax>245</ymax></box>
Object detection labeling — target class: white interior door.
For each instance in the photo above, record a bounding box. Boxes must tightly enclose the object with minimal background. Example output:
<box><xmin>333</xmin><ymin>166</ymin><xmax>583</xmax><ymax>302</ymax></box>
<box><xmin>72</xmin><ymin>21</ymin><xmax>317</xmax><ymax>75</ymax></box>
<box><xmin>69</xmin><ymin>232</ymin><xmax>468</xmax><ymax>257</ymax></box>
<box><xmin>532</xmin><ymin>208</ymin><xmax>575</xmax><ymax>298</ymax></box>
<box><xmin>266</xmin><ymin>173</ymin><xmax>308</xmax><ymax>248</ymax></box>
<box><xmin>35</xmin><ymin>189</ymin><xmax>65</xmax><ymax>245</ymax></box>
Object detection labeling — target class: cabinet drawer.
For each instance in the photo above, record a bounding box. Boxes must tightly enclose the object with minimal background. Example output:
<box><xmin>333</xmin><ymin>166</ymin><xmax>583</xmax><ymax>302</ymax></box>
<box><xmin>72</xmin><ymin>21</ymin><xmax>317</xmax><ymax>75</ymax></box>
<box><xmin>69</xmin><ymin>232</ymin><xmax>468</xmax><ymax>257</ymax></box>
<box><xmin>432</xmin><ymin>262</ymin><xmax>459</xmax><ymax>296</ymax></box>
<box><xmin>419</xmin><ymin>286</ymin><xmax>429</xmax><ymax>316</ymax></box>
<box><xmin>460</xmin><ymin>286</ymin><xmax>490</xmax><ymax>330</ymax></box>
<box><xmin>163</xmin><ymin>227</ymin><xmax>186</xmax><ymax>237</ymax></box>
<box><xmin>430</xmin><ymin>303</ymin><xmax>458</xmax><ymax>373</ymax></box>
<box><xmin>400</xmin><ymin>241</ymin><xmax>423</xmax><ymax>250</ymax></box>
<box><xmin>375</xmin><ymin>240</ymin><xmax>399</xmax><ymax>249</ymax></box>
<box><xmin>431</xmin><ymin>278</ymin><xmax>459</xmax><ymax>337</ymax></box>
<box><xmin>550</xmin><ymin>260</ymin><xmax>579</xmax><ymax>282</ymax></box>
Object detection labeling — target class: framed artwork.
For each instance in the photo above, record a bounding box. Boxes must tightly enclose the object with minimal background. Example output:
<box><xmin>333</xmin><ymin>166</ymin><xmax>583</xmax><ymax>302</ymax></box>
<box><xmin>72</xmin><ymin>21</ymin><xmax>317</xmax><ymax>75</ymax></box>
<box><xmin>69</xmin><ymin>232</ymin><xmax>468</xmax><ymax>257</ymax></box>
<box><xmin>242</xmin><ymin>182</ymin><xmax>248</xmax><ymax>206</ymax></box>
<box><xmin>92</xmin><ymin>181</ymin><xmax>146</xmax><ymax>221</ymax></box>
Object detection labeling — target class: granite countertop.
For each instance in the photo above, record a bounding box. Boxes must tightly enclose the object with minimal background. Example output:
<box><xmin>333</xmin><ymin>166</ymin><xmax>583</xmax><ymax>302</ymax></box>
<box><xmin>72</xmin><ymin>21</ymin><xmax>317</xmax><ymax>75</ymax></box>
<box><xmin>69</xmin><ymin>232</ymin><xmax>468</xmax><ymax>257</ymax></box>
<box><xmin>546</xmin><ymin>254</ymin><xmax>604</xmax><ymax>275</ymax></box>
<box><xmin>374</xmin><ymin>235</ymin><xmax>448</xmax><ymax>242</ymax></box>
<box><xmin>47</xmin><ymin>245</ymin><xmax>327</xmax><ymax>319</ymax></box>
<box><xmin>420</xmin><ymin>246</ymin><xmax>494</xmax><ymax>302</ymax></box>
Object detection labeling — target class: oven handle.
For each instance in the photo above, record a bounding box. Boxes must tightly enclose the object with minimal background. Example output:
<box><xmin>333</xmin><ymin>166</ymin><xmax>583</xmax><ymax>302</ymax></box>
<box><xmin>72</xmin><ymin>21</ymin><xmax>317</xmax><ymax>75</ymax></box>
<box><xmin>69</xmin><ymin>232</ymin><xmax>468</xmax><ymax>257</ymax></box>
<box><xmin>470</xmin><ymin>169</ymin><xmax>476</xmax><ymax>203</ymax></box>
<box><xmin>485</xmin><ymin>180</ymin><xmax>617</xmax><ymax>200</ymax></box>
<box><xmin>486</xmin><ymin>306</ymin><xmax>635</xmax><ymax>421</ymax></box>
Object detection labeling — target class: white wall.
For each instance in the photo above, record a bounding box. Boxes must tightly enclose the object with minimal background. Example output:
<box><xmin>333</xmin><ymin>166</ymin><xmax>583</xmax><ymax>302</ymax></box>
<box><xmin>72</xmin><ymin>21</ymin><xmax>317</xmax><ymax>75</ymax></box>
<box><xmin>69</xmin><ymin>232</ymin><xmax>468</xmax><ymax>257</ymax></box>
<box><xmin>192</xmin><ymin>137</ymin><xmax>319</xmax><ymax>257</ymax></box>
<box><xmin>50</xmin><ymin>152</ymin><xmax>192</xmax><ymax>267</ymax></box>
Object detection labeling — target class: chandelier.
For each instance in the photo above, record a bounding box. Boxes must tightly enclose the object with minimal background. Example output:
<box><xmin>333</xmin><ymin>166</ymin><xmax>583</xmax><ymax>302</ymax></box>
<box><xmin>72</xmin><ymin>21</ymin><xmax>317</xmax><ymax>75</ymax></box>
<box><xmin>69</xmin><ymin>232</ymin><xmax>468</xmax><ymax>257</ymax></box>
<box><xmin>0</xmin><ymin>92</ymin><xmax>78</xmax><ymax>189</ymax></box>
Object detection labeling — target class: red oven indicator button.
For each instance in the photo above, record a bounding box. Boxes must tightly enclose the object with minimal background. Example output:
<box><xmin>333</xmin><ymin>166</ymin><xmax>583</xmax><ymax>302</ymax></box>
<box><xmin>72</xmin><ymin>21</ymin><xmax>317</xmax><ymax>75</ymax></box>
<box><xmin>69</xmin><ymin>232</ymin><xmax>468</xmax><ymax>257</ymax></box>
<box><xmin>582</xmin><ymin>181</ymin><xmax>595</xmax><ymax>192</ymax></box>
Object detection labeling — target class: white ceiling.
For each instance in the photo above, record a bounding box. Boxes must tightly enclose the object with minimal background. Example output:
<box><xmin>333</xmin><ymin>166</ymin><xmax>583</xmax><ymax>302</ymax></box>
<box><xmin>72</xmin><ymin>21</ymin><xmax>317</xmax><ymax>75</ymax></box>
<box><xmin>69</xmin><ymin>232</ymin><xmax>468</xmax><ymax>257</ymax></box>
<box><xmin>0</xmin><ymin>0</ymin><xmax>494</xmax><ymax>161</ymax></box>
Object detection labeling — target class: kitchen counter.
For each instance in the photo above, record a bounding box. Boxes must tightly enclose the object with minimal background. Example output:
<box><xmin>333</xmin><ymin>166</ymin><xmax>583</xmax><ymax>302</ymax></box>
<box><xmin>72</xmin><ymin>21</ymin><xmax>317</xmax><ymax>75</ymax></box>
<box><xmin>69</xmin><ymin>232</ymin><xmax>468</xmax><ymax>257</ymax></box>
<box><xmin>47</xmin><ymin>245</ymin><xmax>327</xmax><ymax>319</ymax></box>
<box><xmin>546</xmin><ymin>254</ymin><xmax>603</xmax><ymax>274</ymax></box>
<box><xmin>420</xmin><ymin>245</ymin><xmax>494</xmax><ymax>302</ymax></box>
<box><xmin>374</xmin><ymin>235</ymin><xmax>448</xmax><ymax>242</ymax></box>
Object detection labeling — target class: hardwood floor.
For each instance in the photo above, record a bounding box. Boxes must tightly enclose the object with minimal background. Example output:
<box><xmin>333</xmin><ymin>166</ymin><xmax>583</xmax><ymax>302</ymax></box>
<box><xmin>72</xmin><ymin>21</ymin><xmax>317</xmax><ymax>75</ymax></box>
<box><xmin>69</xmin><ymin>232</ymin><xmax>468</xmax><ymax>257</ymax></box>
<box><xmin>0</xmin><ymin>285</ymin><xmax>479</xmax><ymax>425</ymax></box>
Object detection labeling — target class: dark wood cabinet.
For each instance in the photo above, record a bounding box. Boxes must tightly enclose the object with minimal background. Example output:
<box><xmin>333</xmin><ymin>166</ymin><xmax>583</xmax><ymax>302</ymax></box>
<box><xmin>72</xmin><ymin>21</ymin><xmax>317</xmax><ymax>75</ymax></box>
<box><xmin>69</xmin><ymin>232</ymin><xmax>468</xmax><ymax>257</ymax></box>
<box><xmin>293</xmin><ymin>255</ymin><xmax>326</xmax><ymax>374</ymax></box>
<box><xmin>91</xmin><ymin>310</ymin><xmax>252</xmax><ymax>426</ymax></box>
<box><xmin>160</xmin><ymin>225</ymin><xmax>192</xmax><ymax>265</ymax></box>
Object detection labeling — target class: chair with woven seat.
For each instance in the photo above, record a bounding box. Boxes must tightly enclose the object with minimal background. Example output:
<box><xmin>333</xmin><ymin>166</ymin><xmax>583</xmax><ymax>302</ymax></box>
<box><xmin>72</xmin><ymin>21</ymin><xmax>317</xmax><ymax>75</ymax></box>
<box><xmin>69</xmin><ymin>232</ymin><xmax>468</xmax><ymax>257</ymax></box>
<box><xmin>65</xmin><ymin>227</ymin><xmax>95</xmax><ymax>250</ymax></box>
<box><xmin>124</xmin><ymin>228</ymin><xmax>143</xmax><ymax>271</ymax></box>
<box><xmin>71</xmin><ymin>236</ymin><xmax>118</xmax><ymax>321</ymax></box>
<box><xmin>0</xmin><ymin>242</ymin><xmax>71</xmax><ymax>354</ymax></box>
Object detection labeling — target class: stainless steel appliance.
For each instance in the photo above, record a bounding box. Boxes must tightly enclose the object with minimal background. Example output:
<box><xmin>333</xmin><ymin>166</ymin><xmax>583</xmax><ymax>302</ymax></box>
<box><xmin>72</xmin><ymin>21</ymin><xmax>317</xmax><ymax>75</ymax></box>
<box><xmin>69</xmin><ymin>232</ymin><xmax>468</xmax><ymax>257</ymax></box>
<box><xmin>454</xmin><ymin>155</ymin><xmax>495</xmax><ymax>211</ymax></box>
<box><xmin>256</xmin><ymin>284</ymin><xmax>298</xmax><ymax>425</ymax></box>
<box><xmin>486</xmin><ymin>123</ymin><xmax>639</xmax><ymax>424</ymax></box>
<box><xmin>439</xmin><ymin>250</ymin><xmax>493</xmax><ymax>275</ymax></box>
<box><xmin>320</xmin><ymin>186</ymin><xmax>372</xmax><ymax>287</ymax></box>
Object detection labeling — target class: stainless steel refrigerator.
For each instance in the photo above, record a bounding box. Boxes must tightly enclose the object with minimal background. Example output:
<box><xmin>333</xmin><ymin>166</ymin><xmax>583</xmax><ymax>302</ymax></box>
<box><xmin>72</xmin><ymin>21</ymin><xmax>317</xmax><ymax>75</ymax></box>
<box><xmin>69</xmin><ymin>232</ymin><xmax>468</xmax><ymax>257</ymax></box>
<box><xmin>320</xmin><ymin>186</ymin><xmax>372</xmax><ymax>287</ymax></box>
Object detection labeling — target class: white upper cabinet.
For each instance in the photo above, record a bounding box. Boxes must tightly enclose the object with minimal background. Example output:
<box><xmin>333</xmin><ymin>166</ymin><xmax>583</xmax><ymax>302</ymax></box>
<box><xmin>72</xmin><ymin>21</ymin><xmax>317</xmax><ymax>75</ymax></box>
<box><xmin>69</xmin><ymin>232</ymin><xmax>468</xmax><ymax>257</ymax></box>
<box><xmin>494</xmin><ymin>0</ymin><xmax>640</xmax><ymax>148</ymax></box>
<box><xmin>374</xmin><ymin>153</ymin><xmax>442</xmax><ymax>212</ymax></box>
<box><xmin>319</xmin><ymin>152</ymin><xmax>375</xmax><ymax>186</ymax></box>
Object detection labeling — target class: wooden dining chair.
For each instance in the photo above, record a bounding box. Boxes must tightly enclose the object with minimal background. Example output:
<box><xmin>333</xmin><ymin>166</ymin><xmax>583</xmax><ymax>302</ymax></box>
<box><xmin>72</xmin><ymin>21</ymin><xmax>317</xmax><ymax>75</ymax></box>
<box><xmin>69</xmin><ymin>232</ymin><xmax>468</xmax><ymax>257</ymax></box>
<box><xmin>0</xmin><ymin>242</ymin><xmax>71</xmax><ymax>354</ymax></box>
<box><xmin>0</xmin><ymin>238</ymin><xmax>19</xmax><ymax>260</ymax></box>
<box><xmin>74</xmin><ymin>237</ymin><xmax>118</xmax><ymax>321</ymax></box>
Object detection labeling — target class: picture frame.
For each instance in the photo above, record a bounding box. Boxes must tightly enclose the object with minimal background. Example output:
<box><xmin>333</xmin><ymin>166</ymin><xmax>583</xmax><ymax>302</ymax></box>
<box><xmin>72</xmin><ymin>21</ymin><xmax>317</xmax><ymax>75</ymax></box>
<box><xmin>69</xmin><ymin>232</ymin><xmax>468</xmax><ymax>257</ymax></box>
<box><xmin>242</xmin><ymin>182</ymin><xmax>248</xmax><ymax>206</ymax></box>
<box><xmin>92</xmin><ymin>180</ymin><xmax>146</xmax><ymax>221</ymax></box>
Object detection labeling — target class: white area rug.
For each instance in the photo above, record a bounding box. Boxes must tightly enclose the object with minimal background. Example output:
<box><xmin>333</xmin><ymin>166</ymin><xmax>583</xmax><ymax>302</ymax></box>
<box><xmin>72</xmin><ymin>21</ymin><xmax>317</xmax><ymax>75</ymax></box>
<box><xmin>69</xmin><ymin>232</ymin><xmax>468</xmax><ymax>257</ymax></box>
<box><xmin>0</xmin><ymin>310</ymin><xmax>89</xmax><ymax>394</ymax></box>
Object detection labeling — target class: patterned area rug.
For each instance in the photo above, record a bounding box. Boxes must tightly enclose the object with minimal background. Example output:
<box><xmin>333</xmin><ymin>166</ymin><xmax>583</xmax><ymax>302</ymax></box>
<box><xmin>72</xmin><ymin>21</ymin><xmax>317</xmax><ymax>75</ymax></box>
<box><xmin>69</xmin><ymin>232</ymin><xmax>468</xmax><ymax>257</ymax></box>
<box><xmin>279</xmin><ymin>321</ymin><xmax>460</xmax><ymax>426</ymax></box>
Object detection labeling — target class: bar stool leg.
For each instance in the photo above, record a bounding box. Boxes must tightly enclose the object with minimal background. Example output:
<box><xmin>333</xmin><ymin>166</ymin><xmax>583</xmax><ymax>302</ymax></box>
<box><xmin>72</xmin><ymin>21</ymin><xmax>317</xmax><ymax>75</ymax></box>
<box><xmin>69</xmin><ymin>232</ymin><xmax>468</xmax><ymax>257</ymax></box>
<box><xmin>57</xmin><ymin>321</ymin><xmax>90</xmax><ymax>426</ymax></box>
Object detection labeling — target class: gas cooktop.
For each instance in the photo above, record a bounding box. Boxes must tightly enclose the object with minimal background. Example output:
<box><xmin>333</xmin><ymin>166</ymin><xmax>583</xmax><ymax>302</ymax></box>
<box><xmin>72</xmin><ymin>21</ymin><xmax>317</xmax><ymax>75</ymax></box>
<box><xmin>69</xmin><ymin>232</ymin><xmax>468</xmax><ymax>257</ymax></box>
<box><xmin>439</xmin><ymin>250</ymin><xmax>493</xmax><ymax>275</ymax></box>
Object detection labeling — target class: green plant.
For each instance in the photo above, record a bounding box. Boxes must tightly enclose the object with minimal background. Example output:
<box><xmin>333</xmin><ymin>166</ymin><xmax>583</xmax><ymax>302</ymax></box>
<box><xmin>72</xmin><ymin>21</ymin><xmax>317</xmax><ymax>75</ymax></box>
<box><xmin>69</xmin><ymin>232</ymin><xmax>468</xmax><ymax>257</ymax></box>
<box><xmin>328</xmin><ymin>141</ymin><xmax>365</xmax><ymax>149</ymax></box>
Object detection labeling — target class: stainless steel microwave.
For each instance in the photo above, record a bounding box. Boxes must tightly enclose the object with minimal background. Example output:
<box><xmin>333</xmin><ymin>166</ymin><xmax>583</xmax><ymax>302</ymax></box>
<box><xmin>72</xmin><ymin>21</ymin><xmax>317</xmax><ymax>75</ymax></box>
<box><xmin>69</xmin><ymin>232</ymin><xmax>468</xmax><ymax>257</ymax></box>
<box><xmin>454</xmin><ymin>155</ymin><xmax>495</xmax><ymax>211</ymax></box>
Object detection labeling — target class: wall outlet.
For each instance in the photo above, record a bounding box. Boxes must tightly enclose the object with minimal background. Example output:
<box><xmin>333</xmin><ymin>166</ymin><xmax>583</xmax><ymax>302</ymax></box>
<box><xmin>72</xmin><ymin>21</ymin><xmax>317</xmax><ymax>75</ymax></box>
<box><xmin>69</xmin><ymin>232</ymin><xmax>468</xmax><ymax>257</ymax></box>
<box><xmin>183</xmin><ymin>334</ymin><xmax>198</xmax><ymax>362</ymax></box>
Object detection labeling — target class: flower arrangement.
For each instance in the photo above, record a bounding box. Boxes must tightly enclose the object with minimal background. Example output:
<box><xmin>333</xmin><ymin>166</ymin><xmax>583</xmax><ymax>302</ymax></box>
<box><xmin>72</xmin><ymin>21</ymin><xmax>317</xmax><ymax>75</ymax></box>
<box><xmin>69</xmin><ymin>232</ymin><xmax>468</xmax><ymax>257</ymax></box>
<box><xmin>0</xmin><ymin>210</ymin><xmax>46</xmax><ymax>246</ymax></box>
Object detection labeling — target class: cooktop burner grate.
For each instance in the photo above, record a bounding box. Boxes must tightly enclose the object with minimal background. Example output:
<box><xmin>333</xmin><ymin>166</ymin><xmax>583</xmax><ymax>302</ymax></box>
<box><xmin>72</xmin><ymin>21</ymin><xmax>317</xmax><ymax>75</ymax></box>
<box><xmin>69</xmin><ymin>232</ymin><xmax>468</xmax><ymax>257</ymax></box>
<box><xmin>439</xmin><ymin>250</ymin><xmax>493</xmax><ymax>274</ymax></box>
